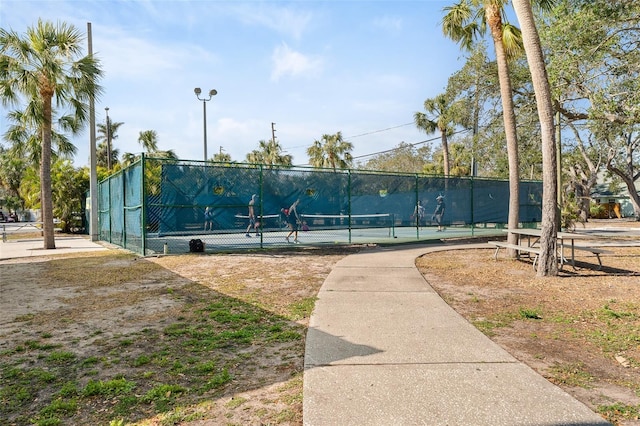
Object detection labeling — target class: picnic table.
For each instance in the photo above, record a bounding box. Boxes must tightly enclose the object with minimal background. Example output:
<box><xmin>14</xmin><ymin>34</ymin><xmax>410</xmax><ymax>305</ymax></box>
<box><xmin>490</xmin><ymin>228</ymin><xmax>613</xmax><ymax>270</ymax></box>
<box><xmin>0</xmin><ymin>220</ymin><xmax>60</xmax><ymax>243</ymax></box>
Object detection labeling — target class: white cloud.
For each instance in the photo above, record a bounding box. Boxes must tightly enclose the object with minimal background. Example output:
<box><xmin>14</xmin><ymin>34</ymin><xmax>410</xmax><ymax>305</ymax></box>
<box><xmin>271</xmin><ymin>43</ymin><xmax>322</xmax><ymax>81</ymax></box>
<box><xmin>231</xmin><ymin>4</ymin><xmax>313</xmax><ymax>40</ymax></box>
<box><xmin>95</xmin><ymin>27</ymin><xmax>216</xmax><ymax>81</ymax></box>
<box><xmin>1</xmin><ymin>0</ymin><xmax>464</xmax><ymax>169</ymax></box>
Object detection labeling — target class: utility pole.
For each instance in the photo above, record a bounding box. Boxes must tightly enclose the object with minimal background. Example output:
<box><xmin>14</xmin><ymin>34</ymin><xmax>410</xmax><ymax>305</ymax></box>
<box><xmin>88</xmin><ymin>22</ymin><xmax>98</xmax><ymax>241</ymax></box>
<box><xmin>105</xmin><ymin>107</ymin><xmax>111</xmax><ymax>171</ymax></box>
<box><xmin>271</xmin><ymin>122</ymin><xmax>276</xmax><ymax>144</ymax></box>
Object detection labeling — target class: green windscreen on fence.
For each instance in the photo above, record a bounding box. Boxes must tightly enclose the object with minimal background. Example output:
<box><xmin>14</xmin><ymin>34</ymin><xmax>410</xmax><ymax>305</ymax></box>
<box><xmin>97</xmin><ymin>158</ymin><xmax>542</xmax><ymax>255</ymax></box>
<box><xmin>123</xmin><ymin>162</ymin><xmax>143</xmax><ymax>253</ymax></box>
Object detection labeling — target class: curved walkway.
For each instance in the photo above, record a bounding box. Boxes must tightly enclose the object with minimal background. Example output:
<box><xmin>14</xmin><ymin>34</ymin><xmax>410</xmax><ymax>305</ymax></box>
<box><xmin>303</xmin><ymin>243</ymin><xmax>610</xmax><ymax>426</ymax></box>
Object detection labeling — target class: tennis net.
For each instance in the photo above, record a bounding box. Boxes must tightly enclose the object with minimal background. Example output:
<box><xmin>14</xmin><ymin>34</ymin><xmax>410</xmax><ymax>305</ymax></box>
<box><xmin>234</xmin><ymin>213</ymin><xmax>284</xmax><ymax>229</ymax></box>
<box><xmin>300</xmin><ymin>213</ymin><xmax>394</xmax><ymax>236</ymax></box>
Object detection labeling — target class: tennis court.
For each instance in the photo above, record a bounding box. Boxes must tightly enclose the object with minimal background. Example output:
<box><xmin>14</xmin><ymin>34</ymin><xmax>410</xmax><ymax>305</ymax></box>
<box><xmin>147</xmin><ymin>212</ymin><xmax>505</xmax><ymax>254</ymax></box>
<box><xmin>97</xmin><ymin>158</ymin><xmax>541</xmax><ymax>255</ymax></box>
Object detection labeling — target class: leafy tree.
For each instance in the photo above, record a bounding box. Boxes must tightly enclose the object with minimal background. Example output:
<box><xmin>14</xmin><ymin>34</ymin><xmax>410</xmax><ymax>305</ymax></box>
<box><xmin>562</xmin><ymin>123</ymin><xmax>602</xmax><ymax>221</ymax></box>
<box><xmin>512</xmin><ymin>0</ymin><xmax>559</xmax><ymax>276</ymax></box>
<box><xmin>444</xmin><ymin>44</ymin><xmax>501</xmax><ymax>177</ymax></box>
<box><xmin>359</xmin><ymin>142</ymin><xmax>433</xmax><ymax>173</ymax></box>
<box><xmin>420</xmin><ymin>143</ymin><xmax>471</xmax><ymax>176</ymax></box>
<box><xmin>442</xmin><ymin>0</ymin><xmax>524</xmax><ymax>251</ymax></box>
<box><xmin>14</xmin><ymin>158</ymin><xmax>89</xmax><ymax>232</ymax></box>
<box><xmin>246</xmin><ymin>139</ymin><xmax>292</xmax><ymax>168</ymax></box>
<box><xmin>51</xmin><ymin>159</ymin><xmax>89</xmax><ymax>232</ymax></box>
<box><xmin>0</xmin><ymin>148</ymin><xmax>27</xmax><ymax>212</ymax></box>
<box><xmin>449</xmin><ymin>143</ymin><xmax>472</xmax><ymax>176</ymax></box>
<box><xmin>17</xmin><ymin>163</ymin><xmax>40</xmax><ymax>211</ymax></box>
<box><xmin>307</xmin><ymin>132</ymin><xmax>353</xmax><ymax>170</ymax></box>
<box><xmin>595</xmin><ymin>123</ymin><xmax>640</xmax><ymax>220</ymax></box>
<box><xmin>542</xmin><ymin>0</ymin><xmax>640</xmax><ymax>219</ymax></box>
<box><xmin>0</xmin><ymin>20</ymin><xmax>102</xmax><ymax>248</ymax></box>
<box><xmin>212</xmin><ymin>151</ymin><xmax>232</xmax><ymax>162</ymax></box>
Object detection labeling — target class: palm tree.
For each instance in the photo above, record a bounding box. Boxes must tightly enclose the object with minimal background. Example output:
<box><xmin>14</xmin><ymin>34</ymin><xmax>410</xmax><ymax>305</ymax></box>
<box><xmin>443</xmin><ymin>0</ymin><xmax>524</xmax><ymax>253</ymax></box>
<box><xmin>120</xmin><ymin>152</ymin><xmax>138</xmax><ymax>168</ymax></box>
<box><xmin>511</xmin><ymin>0</ymin><xmax>558</xmax><ymax>276</ymax></box>
<box><xmin>307</xmin><ymin>132</ymin><xmax>354</xmax><ymax>170</ymax></box>
<box><xmin>246</xmin><ymin>139</ymin><xmax>292</xmax><ymax>168</ymax></box>
<box><xmin>212</xmin><ymin>151</ymin><xmax>232</xmax><ymax>162</ymax></box>
<box><xmin>154</xmin><ymin>149</ymin><xmax>178</xmax><ymax>160</ymax></box>
<box><xmin>0</xmin><ymin>20</ymin><xmax>102</xmax><ymax>249</ymax></box>
<box><xmin>120</xmin><ymin>130</ymin><xmax>178</xmax><ymax>167</ymax></box>
<box><xmin>121</xmin><ymin>129</ymin><xmax>157</xmax><ymax>167</ymax></box>
<box><xmin>97</xmin><ymin>142</ymin><xmax>120</xmax><ymax>169</ymax></box>
<box><xmin>414</xmin><ymin>93</ymin><xmax>464</xmax><ymax>177</ymax></box>
<box><xmin>4</xmin><ymin>110</ymin><xmax>78</xmax><ymax>164</ymax></box>
<box><xmin>138</xmin><ymin>130</ymin><xmax>158</xmax><ymax>153</ymax></box>
<box><xmin>96</xmin><ymin>119</ymin><xmax>124</xmax><ymax>169</ymax></box>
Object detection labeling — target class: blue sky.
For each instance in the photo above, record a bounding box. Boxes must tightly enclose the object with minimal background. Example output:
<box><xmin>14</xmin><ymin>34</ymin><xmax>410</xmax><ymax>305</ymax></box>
<box><xmin>1</xmin><ymin>0</ymin><xmax>467</xmax><ymax>167</ymax></box>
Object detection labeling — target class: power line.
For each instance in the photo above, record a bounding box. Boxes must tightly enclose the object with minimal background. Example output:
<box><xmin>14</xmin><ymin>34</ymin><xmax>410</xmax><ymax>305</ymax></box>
<box><xmin>352</xmin><ymin>137</ymin><xmax>434</xmax><ymax>160</ymax></box>
<box><xmin>352</xmin><ymin>129</ymin><xmax>471</xmax><ymax>160</ymax></box>
<box><xmin>346</xmin><ymin>122</ymin><xmax>414</xmax><ymax>139</ymax></box>
<box><xmin>283</xmin><ymin>122</ymin><xmax>415</xmax><ymax>152</ymax></box>
<box><xmin>285</xmin><ymin>124</ymin><xmax>470</xmax><ymax>163</ymax></box>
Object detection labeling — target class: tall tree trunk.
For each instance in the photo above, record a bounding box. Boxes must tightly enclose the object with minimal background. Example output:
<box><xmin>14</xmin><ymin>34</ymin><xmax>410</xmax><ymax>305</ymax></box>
<box><xmin>41</xmin><ymin>94</ymin><xmax>56</xmax><ymax>249</ymax></box>
<box><xmin>486</xmin><ymin>4</ymin><xmax>520</xmax><ymax>255</ymax></box>
<box><xmin>512</xmin><ymin>0</ymin><xmax>558</xmax><ymax>276</ymax></box>
<box><xmin>441</xmin><ymin>131</ymin><xmax>450</xmax><ymax>177</ymax></box>
<box><xmin>567</xmin><ymin>122</ymin><xmax>600</xmax><ymax>222</ymax></box>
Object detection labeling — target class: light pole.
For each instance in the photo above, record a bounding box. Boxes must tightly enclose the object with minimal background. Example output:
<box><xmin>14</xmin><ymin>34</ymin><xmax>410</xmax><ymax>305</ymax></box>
<box><xmin>194</xmin><ymin>88</ymin><xmax>217</xmax><ymax>161</ymax></box>
<box><xmin>105</xmin><ymin>107</ymin><xmax>111</xmax><ymax>171</ymax></box>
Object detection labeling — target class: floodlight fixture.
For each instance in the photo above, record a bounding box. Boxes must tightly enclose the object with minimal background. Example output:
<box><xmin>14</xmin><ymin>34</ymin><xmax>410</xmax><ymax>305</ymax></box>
<box><xmin>194</xmin><ymin>87</ymin><xmax>218</xmax><ymax>161</ymax></box>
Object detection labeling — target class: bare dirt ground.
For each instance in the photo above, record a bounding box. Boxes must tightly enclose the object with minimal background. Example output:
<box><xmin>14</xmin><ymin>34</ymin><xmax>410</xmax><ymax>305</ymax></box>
<box><xmin>1</xmin><ymin>246</ymin><xmax>357</xmax><ymax>425</ymax></box>
<box><xmin>416</xmin><ymin>219</ymin><xmax>640</xmax><ymax>425</ymax></box>
<box><xmin>1</xmin><ymin>219</ymin><xmax>639</xmax><ymax>425</ymax></box>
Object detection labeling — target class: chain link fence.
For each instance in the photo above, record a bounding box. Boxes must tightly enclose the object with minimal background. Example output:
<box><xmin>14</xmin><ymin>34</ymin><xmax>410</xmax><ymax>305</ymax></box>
<box><xmin>97</xmin><ymin>157</ymin><xmax>542</xmax><ymax>255</ymax></box>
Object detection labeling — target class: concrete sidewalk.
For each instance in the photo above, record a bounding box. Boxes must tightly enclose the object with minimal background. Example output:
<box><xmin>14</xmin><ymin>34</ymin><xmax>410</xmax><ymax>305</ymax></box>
<box><xmin>303</xmin><ymin>243</ymin><xmax>610</xmax><ymax>426</ymax></box>
<box><xmin>0</xmin><ymin>235</ymin><xmax>107</xmax><ymax>260</ymax></box>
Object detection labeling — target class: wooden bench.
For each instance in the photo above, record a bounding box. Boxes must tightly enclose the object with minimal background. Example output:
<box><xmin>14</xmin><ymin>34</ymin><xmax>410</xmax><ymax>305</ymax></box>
<box><xmin>489</xmin><ymin>241</ymin><xmax>541</xmax><ymax>269</ymax></box>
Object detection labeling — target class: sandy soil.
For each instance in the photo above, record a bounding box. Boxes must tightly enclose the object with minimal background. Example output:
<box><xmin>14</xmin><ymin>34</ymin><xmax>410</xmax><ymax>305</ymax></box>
<box><xmin>2</xmin><ymin>219</ymin><xmax>639</xmax><ymax>425</ymax></box>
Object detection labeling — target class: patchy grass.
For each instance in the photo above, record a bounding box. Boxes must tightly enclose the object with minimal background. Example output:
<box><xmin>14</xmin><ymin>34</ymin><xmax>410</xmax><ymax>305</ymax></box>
<box><xmin>547</xmin><ymin>361</ymin><xmax>595</xmax><ymax>388</ymax></box>
<box><xmin>417</xmin><ymin>245</ymin><xmax>640</xmax><ymax>426</ymax></box>
<box><xmin>0</xmin><ymin>247</ymin><xmax>355</xmax><ymax>425</ymax></box>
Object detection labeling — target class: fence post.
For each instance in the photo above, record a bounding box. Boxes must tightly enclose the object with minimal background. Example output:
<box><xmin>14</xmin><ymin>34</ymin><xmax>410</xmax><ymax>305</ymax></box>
<box><xmin>108</xmin><ymin>176</ymin><xmax>112</xmax><ymax>243</ymax></box>
<box><xmin>259</xmin><ymin>164</ymin><xmax>264</xmax><ymax>248</ymax></box>
<box><xmin>141</xmin><ymin>153</ymin><xmax>147</xmax><ymax>256</ymax></box>
<box><xmin>470</xmin><ymin>175</ymin><xmax>475</xmax><ymax>236</ymax></box>
<box><xmin>348</xmin><ymin>169</ymin><xmax>352</xmax><ymax>244</ymax></box>
<box><xmin>123</xmin><ymin>168</ymin><xmax>128</xmax><ymax>250</ymax></box>
<box><xmin>415</xmin><ymin>174</ymin><xmax>420</xmax><ymax>239</ymax></box>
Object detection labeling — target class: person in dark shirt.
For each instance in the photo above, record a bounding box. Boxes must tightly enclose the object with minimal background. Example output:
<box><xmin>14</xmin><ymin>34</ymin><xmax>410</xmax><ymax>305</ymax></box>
<box><xmin>433</xmin><ymin>195</ymin><xmax>446</xmax><ymax>232</ymax></box>
<box><xmin>283</xmin><ymin>199</ymin><xmax>300</xmax><ymax>243</ymax></box>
